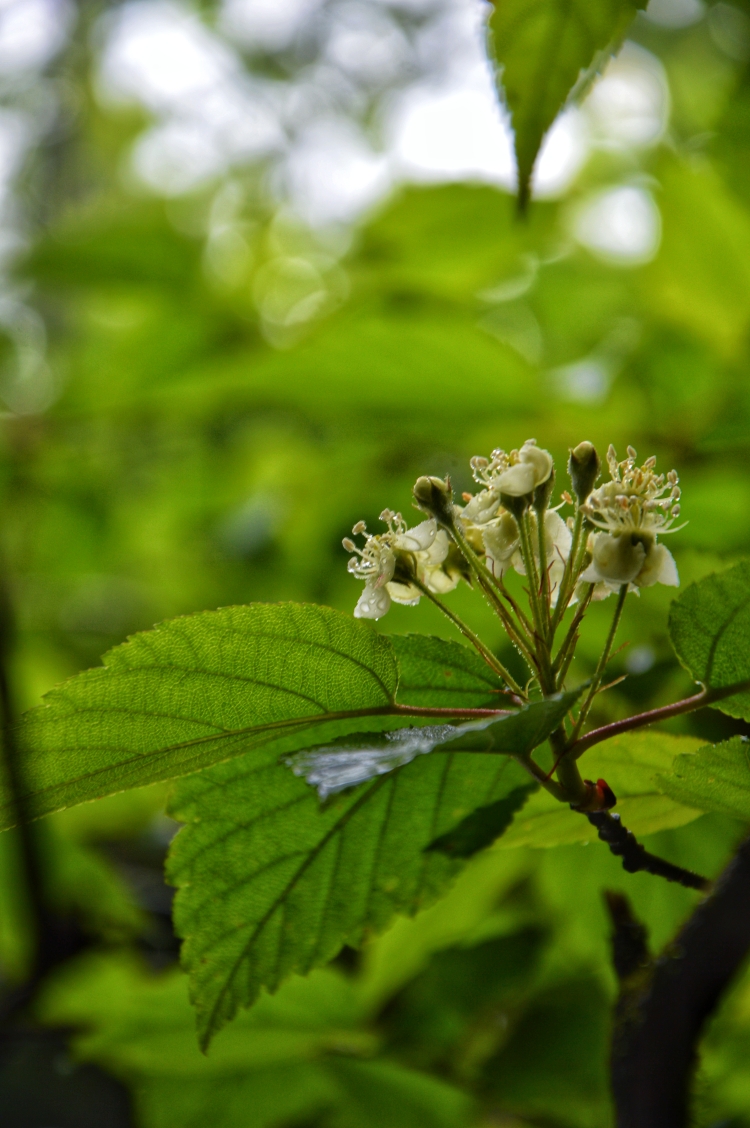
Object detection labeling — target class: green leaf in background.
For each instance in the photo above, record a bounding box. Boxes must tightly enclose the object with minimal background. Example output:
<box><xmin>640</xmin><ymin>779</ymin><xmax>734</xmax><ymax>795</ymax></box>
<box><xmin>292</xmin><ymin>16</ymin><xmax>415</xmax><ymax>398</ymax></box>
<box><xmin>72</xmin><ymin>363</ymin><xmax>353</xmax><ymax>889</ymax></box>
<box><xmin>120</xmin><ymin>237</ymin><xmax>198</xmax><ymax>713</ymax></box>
<box><xmin>487</xmin><ymin>0</ymin><xmax>646</xmax><ymax>207</ymax></box>
<box><xmin>499</xmin><ymin>732</ymin><xmax>704</xmax><ymax>848</ymax></box>
<box><xmin>657</xmin><ymin>737</ymin><xmax>750</xmax><ymax>821</ymax></box>
<box><xmin>37</xmin><ymin>954</ymin><xmax>472</xmax><ymax>1128</ymax></box>
<box><xmin>669</xmin><ymin>560</ymin><xmax>750</xmax><ymax>719</ymax></box>
<box><xmin>7</xmin><ymin>604</ymin><xmax>403</xmax><ymax>829</ymax></box>
<box><xmin>167</xmin><ymin>746</ymin><xmax>534</xmax><ymax>1048</ymax></box>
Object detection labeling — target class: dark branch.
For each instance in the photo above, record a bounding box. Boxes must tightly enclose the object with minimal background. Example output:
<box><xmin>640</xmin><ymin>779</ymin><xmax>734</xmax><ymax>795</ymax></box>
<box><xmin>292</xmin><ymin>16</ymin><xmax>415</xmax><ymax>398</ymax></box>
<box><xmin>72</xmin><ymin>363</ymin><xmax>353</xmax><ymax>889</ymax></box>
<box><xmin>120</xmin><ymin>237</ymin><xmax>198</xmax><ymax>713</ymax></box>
<box><xmin>0</xmin><ymin>576</ymin><xmax>51</xmax><ymax>973</ymax></box>
<box><xmin>0</xmin><ymin>571</ymin><xmax>87</xmax><ymax>1026</ymax></box>
<box><xmin>583</xmin><ymin>811</ymin><xmax>710</xmax><ymax>892</ymax></box>
<box><xmin>607</xmin><ymin>836</ymin><xmax>750</xmax><ymax>1128</ymax></box>
<box><xmin>604</xmin><ymin>890</ymin><xmax>651</xmax><ymax>982</ymax></box>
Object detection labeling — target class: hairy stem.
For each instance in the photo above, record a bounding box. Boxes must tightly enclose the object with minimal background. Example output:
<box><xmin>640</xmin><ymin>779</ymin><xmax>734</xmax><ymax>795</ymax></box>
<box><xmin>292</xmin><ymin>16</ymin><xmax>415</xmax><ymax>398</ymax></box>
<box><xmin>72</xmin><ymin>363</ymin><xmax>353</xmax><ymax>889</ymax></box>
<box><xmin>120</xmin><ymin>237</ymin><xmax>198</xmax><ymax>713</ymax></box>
<box><xmin>535</xmin><ymin>507</ymin><xmax>551</xmax><ymax>633</ymax></box>
<box><xmin>413</xmin><ymin>578</ymin><xmax>526</xmax><ymax>697</ymax></box>
<box><xmin>570</xmin><ymin>583</ymin><xmax>627</xmax><ymax>740</ymax></box>
<box><xmin>449</xmin><ymin>523</ymin><xmax>538</xmax><ymax>669</ymax></box>
<box><xmin>549</xmin><ymin>505</ymin><xmax>584</xmax><ymax>637</ymax></box>
<box><xmin>569</xmin><ymin>676</ymin><xmax>750</xmax><ymax>759</ymax></box>
<box><xmin>496</xmin><ymin>574</ymin><xmax>535</xmax><ymax>640</ymax></box>
<box><xmin>551</xmin><ymin>726</ymin><xmax>589</xmax><ymax>806</ymax></box>
<box><xmin>518</xmin><ymin>510</ymin><xmax>546</xmax><ymax>644</ymax></box>
<box><xmin>513</xmin><ymin>753</ymin><xmax>567</xmax><ymax>802</ymax></box>
<box><xmin>553</xmin><ymin>583</ymin><xmax>593</xmax><ymax>682</ymax></box>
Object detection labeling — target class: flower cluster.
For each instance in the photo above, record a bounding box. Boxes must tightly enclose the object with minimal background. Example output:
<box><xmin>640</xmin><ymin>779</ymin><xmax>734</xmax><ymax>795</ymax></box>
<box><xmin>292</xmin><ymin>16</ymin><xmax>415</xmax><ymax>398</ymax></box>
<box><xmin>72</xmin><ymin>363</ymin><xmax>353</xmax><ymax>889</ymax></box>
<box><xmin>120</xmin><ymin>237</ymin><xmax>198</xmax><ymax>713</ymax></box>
<box><xmin>344</xmin><ymin>439</ymin><xmax>683</xmax><ymax>620</ymax></box>
<box><xmin>580</xmin><ymin>445</ymin><xmax>681</xmax><ymax>598</ymax></box>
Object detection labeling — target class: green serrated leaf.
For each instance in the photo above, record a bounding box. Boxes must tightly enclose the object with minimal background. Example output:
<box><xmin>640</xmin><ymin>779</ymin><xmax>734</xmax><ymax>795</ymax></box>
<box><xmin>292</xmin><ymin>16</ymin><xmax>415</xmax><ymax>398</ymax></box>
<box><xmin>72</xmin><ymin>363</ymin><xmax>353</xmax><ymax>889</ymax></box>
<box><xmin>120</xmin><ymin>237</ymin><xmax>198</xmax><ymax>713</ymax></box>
<box><xmin>167</xmin><ymin>750</ymin><xmax>534</xmax><ymax>1049</ymax></box>
<box><xmin>500</xmin><ymin>732</ymin><xmax>704</xmax><ymax>848</ymax></box>
<box><xmin>669</xmin><ymin>560</ymin><xmax>750</xmax><ymax>719</ymax></box>
<box><xmin>657</xmin><ymin>737</ymin><xmax>750</xmax><ymax>820</ymax></box>
<box><xmin>487</xmin><ymin>0</ymin><xmax>646</xmax><ymax>206</ymax></box>
<box><xmin>6</xmin><ymin>604</ymin><xmax>400</xmax><ymax>829</ymax></box>
<box><xmin>391</xmin><ymin>635</ymin><xmax>508</xmax><ymax>709</ymax></box>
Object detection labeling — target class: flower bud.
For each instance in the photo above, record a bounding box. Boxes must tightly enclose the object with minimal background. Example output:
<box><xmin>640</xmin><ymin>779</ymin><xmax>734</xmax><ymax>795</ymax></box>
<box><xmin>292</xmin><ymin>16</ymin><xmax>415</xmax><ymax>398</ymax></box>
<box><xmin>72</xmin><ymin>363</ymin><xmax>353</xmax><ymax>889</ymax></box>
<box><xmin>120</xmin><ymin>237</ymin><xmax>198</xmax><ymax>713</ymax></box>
<box><xmin>412</xmin><ymin>475</ymin><xmax>454</xmax><ymax>525</ymax></box>
<box><xmin>533</xmin><ymin>467</ymin><xmax>555</xmax><ymax>514</ymax></box>
<box><xmin>568</xmin><ymin>441</ymin><xmax>601</xmax><ymax>503</ymax></box>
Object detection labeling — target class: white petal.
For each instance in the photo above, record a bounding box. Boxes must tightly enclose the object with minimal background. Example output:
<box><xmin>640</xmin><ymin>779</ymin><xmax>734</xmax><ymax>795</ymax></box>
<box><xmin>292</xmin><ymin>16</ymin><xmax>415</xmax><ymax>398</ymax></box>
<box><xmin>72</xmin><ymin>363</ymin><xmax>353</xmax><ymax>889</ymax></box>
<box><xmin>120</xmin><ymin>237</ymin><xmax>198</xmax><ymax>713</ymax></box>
<box><xmin>520</xmin><ymin>440</ymin><xmax>553</xmax><ymax>487</ymax></box>
<box><xmin>635</xmin><ymin>543</ymin><xmax>680</xmax><ymax>588</ymax></box>
<box><xmin>386</xmin><ymin>580</ymin><xmax>421</xmax><ymax>606</ymax></box>
<box><xmin>548</xmin><ymin>559</ymin><xmax>566</xmax><ymax>603</ymax></box>
<box><xmin>585</xmin><ymin>533</ymin><xmax>645</xmax><ymax>585</ymax></box>
<box><xmin>511</xmin><ymin>547</ymin><xmax>527</xmax><ymax>577</ymax></box>
<box><xmin>497</xmin><ymin>462</ymin><xmax>536</xmax><ymax>497</ymax></box>
<box><xmin>544</xmin><ymin>510</ymin><xmax>572</xmax><ymax>560</ymax></box>
<box><xmin>483</xmin><ymin>513</ymin><xmax>519</xmax><ymax>563</ymax></box>
<box><xmin>395</xmin><ymin>518</ymin><xmax>437</xmax><ymax>553</ymax></box>
<box><xmin>354</xmin><ymin>583</ymin><xmax>391</xmax><ymax>619</ymax></box>
<box><xmin>421</xmin><ymin>566</ymin><xmax>459</xmax><ymax>594</ymax></box>
<box><xmin>460</xmin><ymin>490</ymin><xmax>500</xmax><ymax>525</ymax></box>
<box><xmin>419</xmin><ymin>529</ymin><xmax>450</xmax><ymax>567</ymax></box>
<box><xmin>374</xmin><ymin>546</ymin><xmax>396</xmax><ymax>586</ymax></box>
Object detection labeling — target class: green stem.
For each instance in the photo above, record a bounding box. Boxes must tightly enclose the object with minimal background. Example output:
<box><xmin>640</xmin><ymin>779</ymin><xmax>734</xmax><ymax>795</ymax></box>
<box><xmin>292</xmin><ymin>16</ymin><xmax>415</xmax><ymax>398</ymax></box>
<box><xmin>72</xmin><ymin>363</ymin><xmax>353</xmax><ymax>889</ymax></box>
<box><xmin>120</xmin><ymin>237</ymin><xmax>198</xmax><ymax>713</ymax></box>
<box><xmin>413</xmin><ymin>578</ymin><xmax>526</xmax><ymax>698</ymax></box>
<box><xmin>535</xmin><ymin>507</ymin><xmax>551</xmax><ymax>634</ymax></box>
<box><xmin>496</xmin><ymin>574</ymin><xmax>535</xmax><ymax>640</ymax></box>
<box><xmin>555</xmin><ymin>630</ymin><xmax>579</xmax><ymax>689</ymax></box>
<box><xmin>549</xmin><ymin>505</ymin><xmax>585</xmax><ymax>638</ymax></box>
<box><xmin>449</xmin><ymin>523</ymin><xmax>538</xmax><ymax>669</ymax></box>
<box><xmin>518</xmin><ymin>510</ymin><xmax>545</xmax><ymax>643</ymax></box>
<box><xmin>513</xmin><ymin>753</ymin><xmax>567</xmax><ymax>802</ymax></box>
<box><xmin>553</xmin><ymin>583</ymin><xmax>594</xmax><ymax>682</ymax></box>
<box><xmin>550</xmin><ymin>725</ymin><xmax>588</xmax><ymax>805</ymax></box>
<box><xmin>570</xmin><ymin>583</ymin><xmax>628</xmax><ymax>742</ymax></box>
<box><xmin>569</xmin><ymin>676</ymin><xmax>750</xmax><ymax>759</ymax></box>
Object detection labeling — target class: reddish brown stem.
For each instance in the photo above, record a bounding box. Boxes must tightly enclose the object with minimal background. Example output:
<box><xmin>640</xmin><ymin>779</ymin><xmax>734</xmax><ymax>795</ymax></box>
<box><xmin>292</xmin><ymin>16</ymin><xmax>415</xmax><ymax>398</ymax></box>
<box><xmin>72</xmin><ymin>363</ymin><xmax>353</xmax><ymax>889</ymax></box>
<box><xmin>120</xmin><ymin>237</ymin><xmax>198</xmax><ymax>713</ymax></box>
<box><xmin>568</xmin><ymin>678</ymin><xmax>750</xmax><ymax>760</ymax></box>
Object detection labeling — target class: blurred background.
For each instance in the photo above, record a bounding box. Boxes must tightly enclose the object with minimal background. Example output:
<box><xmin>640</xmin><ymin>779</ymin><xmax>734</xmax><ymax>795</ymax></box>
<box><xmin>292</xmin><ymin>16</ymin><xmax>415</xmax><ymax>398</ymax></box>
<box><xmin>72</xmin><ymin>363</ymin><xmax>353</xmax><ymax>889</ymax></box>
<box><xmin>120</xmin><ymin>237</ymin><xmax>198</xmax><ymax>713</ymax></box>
<box><xmin>3</xmin><ymin>0</ymin><xmax>750</xmax><ymax>1125</ymax></box>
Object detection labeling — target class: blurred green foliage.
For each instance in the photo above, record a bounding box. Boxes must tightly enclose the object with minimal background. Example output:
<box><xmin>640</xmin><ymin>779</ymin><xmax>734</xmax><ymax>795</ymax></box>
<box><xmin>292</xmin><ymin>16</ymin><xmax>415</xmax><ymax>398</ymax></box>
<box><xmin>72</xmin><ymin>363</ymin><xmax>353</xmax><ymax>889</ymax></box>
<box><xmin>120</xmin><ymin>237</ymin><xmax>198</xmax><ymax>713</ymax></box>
<box><xmin>4</xmin><ymin>0</ymin><xmax>750</xmax><ymax>1125</ymax></box>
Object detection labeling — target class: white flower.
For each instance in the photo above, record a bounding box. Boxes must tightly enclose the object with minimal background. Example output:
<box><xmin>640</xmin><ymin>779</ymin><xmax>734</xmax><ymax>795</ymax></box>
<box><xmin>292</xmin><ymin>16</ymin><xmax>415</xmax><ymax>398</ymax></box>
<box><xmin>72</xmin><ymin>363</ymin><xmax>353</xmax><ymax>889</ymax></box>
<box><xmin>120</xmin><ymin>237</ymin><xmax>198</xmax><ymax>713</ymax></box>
<box><xmin>418</xmin><ymin>529</ymin><xmax>460</xmax><ymax>595</ymax></box>
<box><xmin>344</xmin><ymin>512</ymin><xmax>456</xmax><ymax>619</ymax></box>
<box><xmin>470</xmin><ymin>439</ymin><xmax>553</xmax><ymax>500</ymax></box>
<box><xmin>579</xmin><ymin>446</ymin><xmax>682</xmax><ymax>597</ymax></box>
<box><xmin>584</xmin><ymin>444</ymin><xmax>682</xmax><ymax>540</ymax></box>
<box><xmin>496</xmin><ymin>462</ymin><xmax>537</xmax><ymax>497</ymax></box>
<box><xmin>581</xmin><ymin>532</ymin><xmax>645</xmax><ymax>587</ymax></box>
<box><xmin>482</xmin><ymin>508</ymin><xmax>571</xmax><ymax>603</ymax></box>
